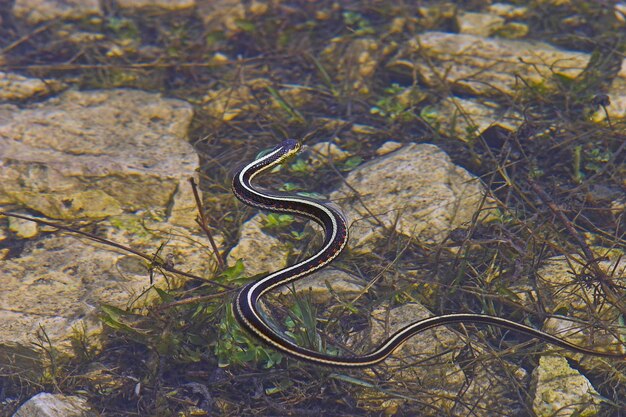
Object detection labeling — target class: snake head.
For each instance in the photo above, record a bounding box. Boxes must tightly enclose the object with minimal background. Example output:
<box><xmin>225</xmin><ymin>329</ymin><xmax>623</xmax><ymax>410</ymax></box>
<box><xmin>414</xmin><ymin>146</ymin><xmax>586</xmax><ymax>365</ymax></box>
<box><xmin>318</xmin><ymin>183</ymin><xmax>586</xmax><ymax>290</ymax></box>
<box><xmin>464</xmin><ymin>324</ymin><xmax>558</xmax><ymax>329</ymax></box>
<box><xmin>279</xmin><ymin>139</ymin><xmax>301</xmax><ymax>156</ymax></box>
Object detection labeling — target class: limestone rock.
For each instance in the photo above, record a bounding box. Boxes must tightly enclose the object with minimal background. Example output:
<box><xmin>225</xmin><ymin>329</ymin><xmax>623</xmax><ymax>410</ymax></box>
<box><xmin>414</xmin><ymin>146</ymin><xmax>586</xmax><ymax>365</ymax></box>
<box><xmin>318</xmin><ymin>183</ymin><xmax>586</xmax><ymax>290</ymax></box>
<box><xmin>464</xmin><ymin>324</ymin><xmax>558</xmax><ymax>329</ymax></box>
<box><xmin>375</xmin><ymin>141</ymin><xmax>403</xmax><ymax>156</ymax></box>
<box><xmin>322</xmin><ymin>37</ymin><xmax>393</xmax><ymax>95</ymax></box>
<box><xmin>227</xmin><ymin>214</ymin><xmax>289</xmax><ymax>277</ymax></box>
<box><xmin>306</xmin><ymin>142</ymin><xmax>350</xmax><ymax>168</ymax></box>
<box><xmin>0</xmin><ymin>88</ymin><xmax>220</xmax><ymax>374</ymax></box>
<box><xmin>0</xmin><ymin>89</ymin><xmax>197</xmax><ymax>226</ymax></box>
<box><xmin>423</xmin><ymin>96</ymin><xmax>523</xmax><ymax>139</ymax></box>
<box><xmin>536</xmin><ymin>252</ymin><xmax>626</xmax><ymax>355</ymax></box>
<box><xmin>330</xmin><ymin>143</ymin><xmax>497</xmax><ymax>251</ymax></box>
<box><xmin>12</xmin><ymin>0</ymin><xmax>102</xmax><ymax>24</ymax></box>
<box><xmin>115</xmin><ymin>0</ymin><xmax>196</xmax><ymax>11</ymax></box>
<box><xmin>0</xmin><ymin>72</ymin><xmax>65</xmax><ymax>102</ymax></box>
<box><xmin>389</xmin><ymin>32</ymin><xmax>590</xmax><ymax>97</ymax></box>
<box><xmin>12</xmin><ymin>392</ymin><xmax>96</xmax><ymax>417</ymax></box>
<box><xmin>457</xmin><ymin>12</ymin><xmax>505</xmax><ymax>37</ymax></box>
<box><xmin>202</xmin><ymin>79</ymin><xmax>268</xmax><ymax>123</ymax></box>
<box><xmin>532</xmin><ymin>355</ymin><xmax>602</xmax><ymax>417</ymax></box>
<box><xmin>362</xmin><ymin>302</ymin><xmax>524</xmax><ymax>417</ymax></box>
<box><xmin>0</xmin><ymin>210</ymin><xmax>221</xmax><ymax>368</ymax></box>
<box><xmin>0</xmin><ymin>235</ymin><xmax>157</xmax><ymax>362</ymax></box>
<box><xmin>7</xmin><ymin>216</ymin><xmax>39</xmax><ymax>238</ymax></box>
<box><xmin>487</xmin><ymin>3</ymin><xmax>528</xmax><ymax>19</ymax></box>
<box><xmin>197</xmin><ymin>0</ymin><xmax>246</xmax><ymax>36</ymax></box>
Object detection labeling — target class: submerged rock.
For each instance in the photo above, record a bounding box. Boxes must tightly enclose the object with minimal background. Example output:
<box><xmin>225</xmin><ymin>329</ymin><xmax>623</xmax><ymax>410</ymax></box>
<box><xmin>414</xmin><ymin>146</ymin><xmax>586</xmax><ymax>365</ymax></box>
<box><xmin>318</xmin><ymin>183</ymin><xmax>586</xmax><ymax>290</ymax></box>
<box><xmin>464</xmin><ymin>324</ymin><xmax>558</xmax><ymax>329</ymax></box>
<box><xmin>227</xmin><ymin>214</ymin><xmax>288</xmax><ymax>277</ymax></box>
<box><xmin>0</xmin><ymin>89</ymin><xmax>197</xmax><ymax>225</ymax></box>
<box><xmin>389</xmin><ymin>32</ymin><xmax>590</xmax><ymax>97</ymax></box>
<box><xmin>422</xmin><ymin>96</ymin><xmax>523</xmax><ymax>139</ymax></box>
<box><xmin>116</xmin><ymin>0</ymin><xmax>196</xmax><ymax>11</ymax></box>
<box><xmin>0</xmin><ymin>72</ymin><xmax>65</xmax><ymax>102</ymax></box>
<box><xmin>456</xmin><ymin>11</ymin><xmax>506</xmax><ymax>37</ymax></box>
<box><xmin>531</xmin><ymin>356</ymin><xmax>602</xmax><ymax>417</ymax></box>
<box><xmin>0</xmin><ymin>88</ymin><xmax>221</xmax><ymax>375</ymax></box>
<box><xmin>12</xmin><ymin>0</ymin><xmax>102</xmax><ymax>24</ymax></box>
<box><xmin>12</xmin><ymin>392</ymin><xmax>96</xmax><ymax>417</ymax></box>
<box><xmin>331</xmin><ymin>142</ymin><xmax>497</xmax><ymax>251</ymax></box>
<box><xmin>361</xmin><ymin>302</ymin><xmax>525</xmax><ymax>417</ymax></box>
<box><xmin>536</xmin><ymin>252</ymin><xmax>626</xmax><ymax>358</ymax></box>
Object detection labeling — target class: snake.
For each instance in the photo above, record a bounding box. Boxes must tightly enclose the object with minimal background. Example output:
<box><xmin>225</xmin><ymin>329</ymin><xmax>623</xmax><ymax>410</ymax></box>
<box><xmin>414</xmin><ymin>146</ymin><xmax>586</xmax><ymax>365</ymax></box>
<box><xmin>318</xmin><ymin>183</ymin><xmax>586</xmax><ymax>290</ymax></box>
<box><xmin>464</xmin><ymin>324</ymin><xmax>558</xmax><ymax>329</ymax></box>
<box><xmin>231</xmin><ymin>139</ymin><xmax>624</xmax><ymax>367</ymax></box>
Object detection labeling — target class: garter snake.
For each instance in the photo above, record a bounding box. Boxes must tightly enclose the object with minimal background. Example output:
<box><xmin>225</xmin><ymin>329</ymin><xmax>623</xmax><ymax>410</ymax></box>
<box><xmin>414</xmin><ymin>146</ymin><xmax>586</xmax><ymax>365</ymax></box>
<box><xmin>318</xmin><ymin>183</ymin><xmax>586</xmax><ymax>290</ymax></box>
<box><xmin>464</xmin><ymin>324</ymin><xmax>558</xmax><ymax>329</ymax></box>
<box><xmin>232</xmin><ymin>139</ymin><xmax>624</xmax><ymax>367</ymax></box>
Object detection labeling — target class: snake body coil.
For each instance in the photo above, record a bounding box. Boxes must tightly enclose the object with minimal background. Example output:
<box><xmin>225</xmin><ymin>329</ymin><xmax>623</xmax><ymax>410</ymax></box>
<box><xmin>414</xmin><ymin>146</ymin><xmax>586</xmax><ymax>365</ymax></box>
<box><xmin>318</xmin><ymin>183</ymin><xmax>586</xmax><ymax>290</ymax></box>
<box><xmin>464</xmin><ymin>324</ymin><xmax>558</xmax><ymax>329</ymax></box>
<box><xmin>232</xmin><ymin>139</ymin><xmax>623</xmax><ymax>367</ymax></box>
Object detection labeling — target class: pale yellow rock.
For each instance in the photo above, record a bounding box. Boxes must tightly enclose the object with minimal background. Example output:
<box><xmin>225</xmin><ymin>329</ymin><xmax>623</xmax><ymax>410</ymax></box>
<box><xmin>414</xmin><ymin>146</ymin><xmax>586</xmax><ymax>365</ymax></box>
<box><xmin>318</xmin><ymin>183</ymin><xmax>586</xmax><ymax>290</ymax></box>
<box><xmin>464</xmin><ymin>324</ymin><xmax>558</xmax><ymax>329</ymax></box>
<box><xmin>227</xmin><ymin>214</ymin><xmax>288</xmax><ymax>277</ymax></box>
<box><xmin>13</xmin><ymin>0</ymin><xmax>101</xmax><ymax>24</ymax></box>
<box><xmin>307</xmin><ymin>142</ymin><xmax>349</xmax><ymax>167</ymax></box>
<box><xmin>390</xmin><ymin>32</ymin><xmax>590</xmax><ymax>96</ymax></box>
<box><xmin>331</xmin><ymin>143</ymin><xmax>498</xmax><ymax>251</ymax></box>
<box><xmin>424</xmin><ymin>96</ymin><xmax>523</xmax><ymax>139</ymax></box>
<box><xmin>116</xmin><ymin>0</ymin><xmax>195</xmax><ymax>11</ymax></box>
<box><xmin>8</xmin><ymin>216</ymin><xmax>39</xmax><ymax>238</ymax></box>
<box><xmin>457</xmin><ymin>12</ymin><xmax>505</xmax><ymax>37</ymax></box>
<box><xmin>0</xmin><ymin>71</ymin><xmax>64</xmax><ymax>101</ymax></box>
<box><xmin>532</xmin><ymin>356</ymin><xmax>601</xmax><ymax>417</ymax></box>
<box><xmin>13</xmin><ymin>392</ymin><xmax>95</xmax><ymax>417</ymax></box>
<box><xmin>0</xmin><ymin>89</ymin><xmax>196</xmax><ymax>223</ymax></box>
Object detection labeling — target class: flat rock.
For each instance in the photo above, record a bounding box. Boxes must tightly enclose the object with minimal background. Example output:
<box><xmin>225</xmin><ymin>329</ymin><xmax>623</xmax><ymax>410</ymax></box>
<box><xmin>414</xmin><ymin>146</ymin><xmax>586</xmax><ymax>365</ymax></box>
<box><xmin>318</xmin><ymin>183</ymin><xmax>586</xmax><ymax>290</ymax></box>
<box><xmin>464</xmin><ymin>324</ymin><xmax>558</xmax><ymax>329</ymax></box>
<box><xmin>363</xmin><ymin>302</ymin><xmax>524</xmax><ymax>417</ymax></box>
<box><xmin>389</xmin><ymin>32</ymin><xmax>590</xmax><ymax>97</ymax></box>
<box><xmin>456</xmin><ymin>11</ymin><xmax>505</xmax><ymax>37</ymax></box>
<box><xmin>202</xmin><ymin>79</ymin><xmax>269</xmax><ymax>123</ymax></box>
<box><xmin>7</xmin><ymin>216</ymin><xmax>39</xmax><ymax>238</ymax></box>
<box><xmin>197</xmin><ymin>0</ymin><xmax>246</xmax><ymax>36</ymax></box>
<box><xmin>12</xmin><ymin>0</ymin><xmax>102</xmax><ymax>24</ymax></box>
<box><xmin>531</xmin><ymin>355</ymin><xmax>601</xmax><ymax>417</ymax></box>
<box><xmin>0</xmin><ymin>89</ymin><xmax>197</xmax><ymax>225</ymax></box>
<box><xmin>0</xmin><ymin>213</ymin><xmax>221</xmax><ymax>370</ymax></box>
<box><xmin>330</xmin><ymin>142</ymin><xmax>497</xmax><ymax>251</ymax></box>
<box><xmin>424</xmin><ymin>96</ymin><xmax>523</xmax><ymax>138</ymax></box>
<box><xmin>536</xmin><ymin>251</ymin><xmax>625</xmax><ymax>356</ymax></box>
<box><xmin>321</xmin><ymin>37</ymin><xmax>392</xmax><ymax>95</ymax></box>
<box><xmin>0</xmin><ymin>88</ymin><xmax>220</xmax><ymax>373</ymax></box>
<box><xmin>227</xmin><ymin>214</ymin><xmax>289</xmax><ymax>277</ymax></box>
<box><xmin>0</xmin><ymin>235</ymin><xmax>157</xmax><ymax>367</ymax></box>
<box><xmin>306</xmin><ymin>142</ymin><xmax>350</xmax><ymax>167</ymax></box>
<box><xmin>116</xmin><ymin>0</ymin><xmax>196</xmax><ymax>11</ymax></box>
<box><xmin>12</xmin><ymin>392</ymin><xmax>96</xmax><ymax>417</ymax></box>
<box><xmin>0</xmin><ymin>72</ymin><xmax>65</xmax><ymax>102</ymax></box>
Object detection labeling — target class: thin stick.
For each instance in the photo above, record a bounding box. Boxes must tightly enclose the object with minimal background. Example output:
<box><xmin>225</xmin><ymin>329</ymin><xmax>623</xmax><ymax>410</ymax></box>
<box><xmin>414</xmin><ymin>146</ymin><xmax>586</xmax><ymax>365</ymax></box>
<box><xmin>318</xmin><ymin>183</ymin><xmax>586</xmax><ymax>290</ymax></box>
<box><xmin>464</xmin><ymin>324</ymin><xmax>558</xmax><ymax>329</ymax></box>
<box><xmin>1</xmin><ymin>22</ymin><xmax>55</xmax><ymax>54</ymax></box>
<box><xmin>0</xmin><ymin>55</ymin><xmax>273</xmax><ymax>71</ymax></box>
<box><xmin>189</xmin><ymin>177</ymin><xmax>225</xmax><ymax>270</ymax></box>
<box><xmin>0</xmin><ymin>211</ymin><xmax>233</xmax><ymax>290</ymax></box>
<box><xmin>157</xmin><ymin>291</ymin><xmax>232</xmax><ymax>311</ymax></box>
